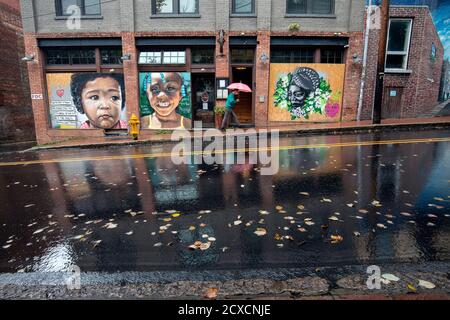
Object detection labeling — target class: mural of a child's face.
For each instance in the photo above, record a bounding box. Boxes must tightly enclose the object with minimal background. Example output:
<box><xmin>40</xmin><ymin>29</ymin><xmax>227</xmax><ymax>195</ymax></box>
<box><xmin>81</xmin><ymin>77</ymin><xmax>122</xmax><ymax>129</ymax></box>
<box><xmin>288</xmin><ymin>84</ymin><xmax>308</xmax><ymax>108</ymax></box>
<box><xmin>147</xmin><ymin>73</ymin><xmax>183</xmax><ymax>117</ymax></box>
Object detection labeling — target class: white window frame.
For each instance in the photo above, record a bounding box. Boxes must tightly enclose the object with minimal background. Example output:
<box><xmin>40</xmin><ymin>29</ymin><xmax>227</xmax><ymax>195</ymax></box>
<box><xmin>385</xmin><ymin>18</ymin><xmax>413</xmax><ymax>72</ymax></box>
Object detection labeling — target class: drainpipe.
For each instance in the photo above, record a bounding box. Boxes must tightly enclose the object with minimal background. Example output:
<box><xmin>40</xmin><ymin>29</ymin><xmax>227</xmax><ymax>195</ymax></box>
<box><xmin>357</xmin><ymin>0</ymin><xmax>373</xmax><ymax>122</ymax></box>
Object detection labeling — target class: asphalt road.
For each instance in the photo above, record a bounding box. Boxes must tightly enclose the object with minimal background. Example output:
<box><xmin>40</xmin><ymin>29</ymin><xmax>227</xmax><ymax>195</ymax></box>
<box><xmin>0</xmin><ymin>129</ymin><xmax>449</xmax><ymax>280</ymax></box>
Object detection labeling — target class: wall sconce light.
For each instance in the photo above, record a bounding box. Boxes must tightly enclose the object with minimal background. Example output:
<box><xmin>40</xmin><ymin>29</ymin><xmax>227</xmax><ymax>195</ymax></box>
<box><xmin>121</xmin><ymin>54</ymin><xmax>131</xmax><ymax>61</ymax></box>
<box><xmin>21</xmin><ymin>54</ymin><xmax>35</xmax><ymax>62</ymax></box>
<box><xmin>352</xmin><ymin>54</ymin><xmax>362</xmax><ymax>63</ymax></box>
<box><xmin>260</xmin><ymin>53</ymin><xmax>269</xmax><ymax>64</ymax></box>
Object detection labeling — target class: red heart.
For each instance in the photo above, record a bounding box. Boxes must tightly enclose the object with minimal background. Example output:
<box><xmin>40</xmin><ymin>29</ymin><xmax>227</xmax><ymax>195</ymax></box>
<box><xmin>56</xmin><ymin>89</ymin><xmax>64</xmax><ymax>97</ymax></box>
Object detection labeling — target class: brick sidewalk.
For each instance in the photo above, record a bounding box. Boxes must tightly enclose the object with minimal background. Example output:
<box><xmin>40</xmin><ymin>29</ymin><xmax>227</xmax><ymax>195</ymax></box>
<box><xmin>28</xmin><ymin>116</ymin><xmax>450</xmax><ymax>151</ymax></box>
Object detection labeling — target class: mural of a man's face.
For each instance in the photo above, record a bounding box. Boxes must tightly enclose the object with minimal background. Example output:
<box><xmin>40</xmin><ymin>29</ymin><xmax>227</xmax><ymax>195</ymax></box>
<box><xmin>81</xmin><ymin>77</ymin><xmax>122</xmax><ymax>129</ymax></box>
<box><xmin>288</xmin><ymin>84</ymin><xmax>309</xmax><ymax>107</ymax></box>
<box><xmin>147</xmin><ymin>73</ymin><xmax>183</xmax><ymax>117</ymax></box>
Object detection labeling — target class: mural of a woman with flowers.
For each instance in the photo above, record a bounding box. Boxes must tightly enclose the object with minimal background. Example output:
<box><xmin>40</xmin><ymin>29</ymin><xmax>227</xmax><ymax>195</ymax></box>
<box><xmin>274</xmin><ymin>67</ymin><xmax>341</xmax><ymax>120</ymax></box>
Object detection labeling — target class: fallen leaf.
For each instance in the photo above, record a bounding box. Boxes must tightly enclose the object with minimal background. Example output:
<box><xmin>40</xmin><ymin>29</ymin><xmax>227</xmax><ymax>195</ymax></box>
<box><xmin>353</xmin><ymin>231</ymin><xmax>361</xmax><ymax>237</ymax></box>
<box><xmin>418</xmin><ymin>280</ymin><xmax>435</xmax><ymax>289</ymax></box>
<box><xmin>233</xmin><ymin>220</ymin><xmax>242</xmax><ymax>226</ymax></box>
<box><xmin>92</xmin><ymin>240</ymin><xmax>102</xmax><ymax>248</ymax></box>
<box><xmin>254</xmin><ymin>228</ymin><xmax>267</xmax><ymax>236</ymax></box>
<box><xmin>400</xmin><ymin>212</ymin><xmax>412</xmax><ymax>217</ymax></box>
<box><xmin>347</xmin><ymin>203</ymin><xmax>355</xmax><ymax>208</ymax></box>
<box><xmin>153</xmin><ymin>242</ymin><xmax>162</xmax><ymax>247</ymax></box>
<box><xmin>259</xmin><ymin>210</ymin><xmax>269</xmax><ymax>215</ymax></box>
<box><xmin>407</xmin><ymin>283</ymin><xmax>417</xmax><ymax>292</ymax></box>
<box><xmin>329</xmin><ymin>216</ymin><xmax>339</xmax><ymax>221</ymax></box>
<box><xmin>200</xmin><ymin>242</ymin><xmax>211</xmax><ymax>250</ymax></box>
<box><xmin>382</xmin><ymin>274</ymin><xmax>400</xmax><ymax>282</ymax></box>
<box><xmin>204</xmin><ymin>288</ymin><xmax>218</xmax><ymax>300</ymax></box>
<box><xmin>322</xmin><ymin>198</ymin><xmax>332</xmax><ymax>203</ymax></box>
<box><xmin>377</xmin><ymin>223</ymin><xmax>387</xmax><ymax>229</ymax></box>
<box><xmin>208</xmin><ymin>237</ymin><xmax>216</xmax><ymax>242</ymax></box>
<box><xmin>358</xmin><ymin>209</ymin><xmax>368</xmax><ymax>214</ymax></box>
<box><xmin>330</xmin><ymin>235</ymin><xmax>343</xmax><ymax>244</ymax></box>
<box><xmin>299</xmin><ymin>192</ymin><xmax>310</xmax><ymax>196</ymax></box>
<box><xmin>125</xmin><ymin>231</ymin><xmax>133</xmax><ymax>236</ymax></box>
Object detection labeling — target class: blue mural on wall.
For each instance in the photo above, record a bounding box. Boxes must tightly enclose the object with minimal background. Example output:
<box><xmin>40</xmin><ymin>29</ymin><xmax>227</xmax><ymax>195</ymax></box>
<box><xmin>366</xmin><ymin>0</ymin><xmax>450</xmax><ymax>59</ymax></box>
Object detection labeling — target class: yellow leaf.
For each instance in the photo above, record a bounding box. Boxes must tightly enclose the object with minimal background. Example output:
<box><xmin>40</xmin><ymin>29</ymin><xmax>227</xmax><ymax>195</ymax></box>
<box><xmin>204</xmin><ymin>288</ymin><xmax>218</xmax><ymax>300</ymax></box>
<box><xmin>407</xmin><ymin>283</ymin><xmax>417</xmax><ymax>292</ymax></box>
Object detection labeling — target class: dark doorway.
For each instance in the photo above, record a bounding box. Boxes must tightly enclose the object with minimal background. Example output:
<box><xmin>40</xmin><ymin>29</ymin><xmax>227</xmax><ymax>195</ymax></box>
<box><xmin>382</xmin><ymin>87</ymin><xmax>403</xmax><ymax>119</ymax></box>
<box><xmin>231</xmin><ymin>67</ymin><xmax>253</xmax><ymax>125</ymax></box>
<box><xmin>191</xmin><ymin>73</ymin><xmax>216</xmax><ymax>128</ymax></box>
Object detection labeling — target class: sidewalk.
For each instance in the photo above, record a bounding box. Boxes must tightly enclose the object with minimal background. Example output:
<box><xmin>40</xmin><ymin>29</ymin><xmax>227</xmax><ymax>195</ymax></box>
<box><xmin>27</xmin><ymin>116</ymin><xmax>450</xmax><ymax>151</ymax></box>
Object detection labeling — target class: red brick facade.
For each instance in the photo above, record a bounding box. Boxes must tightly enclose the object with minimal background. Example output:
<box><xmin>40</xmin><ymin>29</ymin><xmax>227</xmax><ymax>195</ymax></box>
<box><xmin>23</xmin><ymin>29</ymin><xmax>363</xmax><ymax>145</ymax></box>
<box><xmin>0</xmin><ymin>1</ymin><xmax>35</xmax><ymax>143</ymax></box>
<box><xmin>361</xmin><ymin>6</ymin><xmax>444</xmax><ymax>120</ymax></box>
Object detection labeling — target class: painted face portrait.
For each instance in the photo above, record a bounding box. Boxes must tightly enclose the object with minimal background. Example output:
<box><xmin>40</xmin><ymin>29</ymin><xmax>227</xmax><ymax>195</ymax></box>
<box><xmin>81</xmin><ymin>77</ymin><xmax>123</xmax><ymax>129</ymax></box>
<box><xmin>288</xmin><ymin>67</ymin><xmax>320</xmax><ymax>108</ymax></box>
<box><xmin>147</xmin><ymin>73</ymin><xmax>183</xmax><ymax>118</ymax></box>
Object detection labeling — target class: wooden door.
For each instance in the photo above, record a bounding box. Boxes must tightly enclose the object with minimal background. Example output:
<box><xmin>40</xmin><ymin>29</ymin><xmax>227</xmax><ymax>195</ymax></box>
<box><xmin>382</xmin><ymin>87</ymin><xmax>403</xmax><ymax>119</ymax></box>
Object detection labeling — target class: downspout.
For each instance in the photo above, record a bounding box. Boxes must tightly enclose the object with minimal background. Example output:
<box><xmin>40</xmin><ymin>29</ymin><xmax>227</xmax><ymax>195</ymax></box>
<box><xmin>357</xmin><ymin>0</ymin><xmax>373</xmax><ymax>121</ymax></box>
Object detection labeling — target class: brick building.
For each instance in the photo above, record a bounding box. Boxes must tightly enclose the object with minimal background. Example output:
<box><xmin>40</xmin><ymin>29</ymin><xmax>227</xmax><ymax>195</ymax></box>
<box><xmin>20</xmin><ymin>0</ymin><xmax>365</xmax><ymax>145</ymax></box>
<box><xmin>361</xmin><ymin>5</ymin><xmax>444</xmax><ymax>120</ymax></box>
<box><xmin>0</xmin><ymin>0</ymin><xmax>35</xmax><ymax>143</ymax></box>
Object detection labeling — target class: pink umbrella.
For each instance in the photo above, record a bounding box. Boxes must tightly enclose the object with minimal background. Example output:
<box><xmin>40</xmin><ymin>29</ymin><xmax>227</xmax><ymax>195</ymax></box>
<box><xmin>227</xmin><ymin>82</ymin><xmax>252</xmax><ymax>93</ymax></box>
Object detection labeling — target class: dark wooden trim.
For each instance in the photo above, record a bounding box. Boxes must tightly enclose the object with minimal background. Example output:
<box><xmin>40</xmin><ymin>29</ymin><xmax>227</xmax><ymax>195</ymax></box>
<box><xmin>44</xmin><ymin>65</ymin><xmax>98</xmax><ymax>72</ymax></box>
<box><xmin>138</xmin><ymin>65</ymin><xmax>189</xmax><ymax>72</ymax></box>
<box><xmin>314</xmin><ymin>48</ymin><xmax>321</xmax><ymax>63</ymax></box>
<box><xmin>95</xmin><ymin>48</ymin><xmax>101</xmax><ymax>72</ymax></box>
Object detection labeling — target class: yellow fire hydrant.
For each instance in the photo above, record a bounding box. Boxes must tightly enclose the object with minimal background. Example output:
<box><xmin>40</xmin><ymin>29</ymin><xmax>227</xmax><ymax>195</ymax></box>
<box><xmin>128</xmin><ymin>114</ymin><xmax>140</xmax><ymax>140</ymax></box>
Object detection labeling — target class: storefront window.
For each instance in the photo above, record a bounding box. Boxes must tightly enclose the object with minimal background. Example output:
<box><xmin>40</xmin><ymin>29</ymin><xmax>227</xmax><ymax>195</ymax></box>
<box><xmin>101</xmin><ymin>49</ymin><xmax>123</xmax><ymax>65</ymax></box>
<box><xmin>139</xmin><ymin>51</ymin><xmax>186</xmax><ymax>64</ymax></box>
<box><xmin>46</xmin><ymin>48</ymin><xmax>96</xmax><ymax>65</ymax></box>
<box><xmin>231</xmin><ymin>49</ymin><xmax>254</xmax><ymax>64</ymax></box>
<box><xmin>320</xmin><ymin>48</ymin><xmax>344</xmax><ymax>64</ymax></box>
<box><xmin>271</xmin><ymin>48</ymin><xmax>315</xmax><ymax>63</ymax></box>
<box><xmin>191</xmin><ymin>48</ymin><xmax>215</xmax><ymax>64</ymax></box>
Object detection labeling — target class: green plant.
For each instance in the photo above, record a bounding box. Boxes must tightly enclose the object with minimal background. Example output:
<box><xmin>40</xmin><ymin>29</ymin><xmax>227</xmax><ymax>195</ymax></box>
<box><xmin>214</xmin><ymin>106</ymin><xmax>226</xmax><ymax>116</ymax></box>
<box><xmin>288</xmin><ymin>23</ymin><xmax>300</xmax><ymax>32</ymax></box>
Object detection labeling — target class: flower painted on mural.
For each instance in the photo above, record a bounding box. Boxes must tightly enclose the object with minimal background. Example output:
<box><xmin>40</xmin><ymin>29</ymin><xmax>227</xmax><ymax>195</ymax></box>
<box><xmin>274</xmin><ymin>68</ymin><xmax>334</xmax><ymax>120</ymax></box>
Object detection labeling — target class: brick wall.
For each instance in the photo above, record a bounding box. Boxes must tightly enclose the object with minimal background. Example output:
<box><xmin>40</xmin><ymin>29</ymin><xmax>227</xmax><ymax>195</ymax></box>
<box><xmin>0</xmin><ymin>2</ymin><xmax>35</xmax><ymax>143</ymax></box>
<box><xmin>361</xmin><ymin>6</ymin><xmax>444</xmax><ymax>119</ymax></box>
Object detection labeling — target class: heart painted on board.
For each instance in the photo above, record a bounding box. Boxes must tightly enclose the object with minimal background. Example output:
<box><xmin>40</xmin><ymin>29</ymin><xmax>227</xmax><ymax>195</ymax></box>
<box><xmin>325</xmin><ymin>103</ymin><xmax>340</xmax><ymax>117</ymax></box>
<box><xmin>56</xmin><ymin>89</ymin><xmax>64</xmax><ymax>97</ymax></box>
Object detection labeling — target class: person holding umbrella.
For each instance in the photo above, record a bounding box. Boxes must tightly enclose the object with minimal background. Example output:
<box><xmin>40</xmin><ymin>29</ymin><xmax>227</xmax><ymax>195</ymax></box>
<box><xmin>220</xmin><ymin>82</ymin><xmax>251</xmax><ymax>130</ymax></box>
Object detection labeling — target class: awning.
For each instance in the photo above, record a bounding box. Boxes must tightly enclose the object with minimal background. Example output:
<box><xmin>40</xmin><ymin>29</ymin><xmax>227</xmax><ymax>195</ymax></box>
<box><xmin>271</xmin><ymin>37</ymin><xmax>349</xmax><ymax>46</ymax></box>
<box><xmin>230</xmin><ymin>37</ymin><xmax>257</xmax><ymax>46</ymax></box>
<box><xmin>38</xmin><ymin>38</ymin><xmax>122</xmax><ymax>47</ymax></box>
<box><xmin>136</xmin><ymin>37</ymin><xmax>216</xmax><ymax>46</ymax></box>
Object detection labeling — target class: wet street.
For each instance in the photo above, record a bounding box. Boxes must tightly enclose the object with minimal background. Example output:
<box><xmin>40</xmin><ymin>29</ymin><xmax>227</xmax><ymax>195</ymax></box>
<box><xmin>0</xmin><ymin>129</ymin><xmax>449</xmax><ymax>277</ymax></box>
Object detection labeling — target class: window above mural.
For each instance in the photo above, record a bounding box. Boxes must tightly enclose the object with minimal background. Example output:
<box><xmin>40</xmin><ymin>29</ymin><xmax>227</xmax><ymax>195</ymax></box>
<box><xmin>56</xmin><ymin>0</ymin><xmax>101</xmax><ymax>16</ymax></box>
<box><xmin>152</xmin><ymin>0</ymin><xmax>198</xmax><ymax>15</ymax></box>
<box><xmin>46</xmin><ymin>48</ymin><xmax>96</xmax><ymax>65</ymax></box>
<box><xmin>232</xmin><ymin>0</ymin><xmax>255</xmax><ymax>14</ymax></box>
<box><xmin>191</xmin><ymin>48</ymin><xmax>215</xmax><ymax>64</ymax></box>
<box><xmin>385</xmin><ymin>19</ymin><xmax>413</xmax><ymax>71</ymax></box>
<box><xmin>286</xmin><ymin>0</ymin><xmax>334</xmax><ymax>15</ymax></box>
<box><xmin>139</xmin><ymin>51</ymin><xmax>186</xmax><ymax>64</ymax></box>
